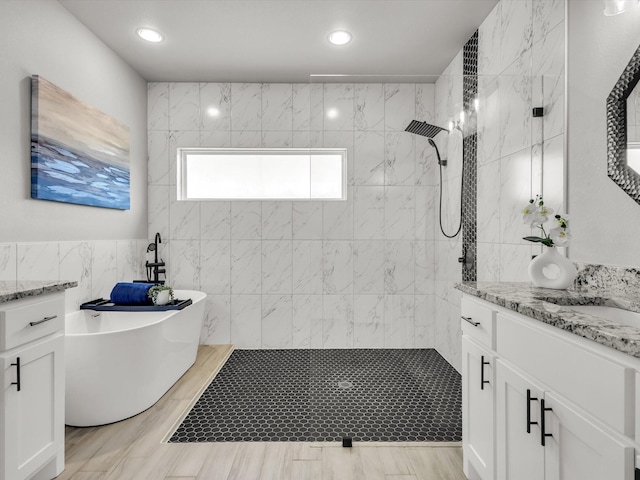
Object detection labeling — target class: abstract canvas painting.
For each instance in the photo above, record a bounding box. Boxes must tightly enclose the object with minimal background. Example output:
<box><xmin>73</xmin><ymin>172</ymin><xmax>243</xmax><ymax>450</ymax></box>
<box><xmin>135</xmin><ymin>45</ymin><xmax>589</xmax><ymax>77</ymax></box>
<box><xmin>31</xmin><ymin>75</ymin><xmax>130</xmax><ymax>210</ymax></box>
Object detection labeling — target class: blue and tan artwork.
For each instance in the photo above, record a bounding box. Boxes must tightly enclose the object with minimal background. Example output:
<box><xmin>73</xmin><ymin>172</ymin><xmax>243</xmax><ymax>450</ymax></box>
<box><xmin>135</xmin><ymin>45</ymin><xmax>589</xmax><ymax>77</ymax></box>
<box><xmin>31</xmin><ymin>75</ymin><xmax>130</xmax><ymax>210</ymax></box>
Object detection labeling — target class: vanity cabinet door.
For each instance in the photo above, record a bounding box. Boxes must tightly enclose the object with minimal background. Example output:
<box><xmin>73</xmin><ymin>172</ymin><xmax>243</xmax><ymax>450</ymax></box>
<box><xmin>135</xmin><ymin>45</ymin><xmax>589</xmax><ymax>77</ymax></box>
<box><xmin>462</xmin><ymin>336</ymin><xmax>495</xmax><ymax>480</ymax></box>
<box><xmin>543</xmin><ymin>391</ymin><xmax>634</xmax><ymax>480</ymax></box>
<box><xmin>495</xmin><ymin>360</ymin><xmax>544</xmax><ymax>480</ymax></box>
<box><xmin>1</xmin><ymin>334</ymin><xmax>64</xmax><ymax>480</ymax></box>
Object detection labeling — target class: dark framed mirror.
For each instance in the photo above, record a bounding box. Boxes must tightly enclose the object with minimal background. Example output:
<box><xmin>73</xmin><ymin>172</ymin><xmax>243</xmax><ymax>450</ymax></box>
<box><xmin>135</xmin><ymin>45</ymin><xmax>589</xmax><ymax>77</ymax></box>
<box><xmin>607</xmin><ymin>44</ymin><xmax>640</xmax><ymax>204</ymax></box>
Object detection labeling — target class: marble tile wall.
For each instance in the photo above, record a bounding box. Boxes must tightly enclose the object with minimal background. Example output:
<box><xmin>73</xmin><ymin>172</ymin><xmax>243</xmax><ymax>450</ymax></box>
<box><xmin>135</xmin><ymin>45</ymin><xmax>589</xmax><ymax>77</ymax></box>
<box><xmin>0</xmin><ymin>240</ymin><xmax>147</xmax><ymax>312</ymax></box>
<box><xmin>148</xmin><ymin>82</ymin><xmax>438</xmax><ymax>349</ymax></box>
<box><xmin>434</xmin><ymin>0</ymin><xmax>566</xmax><ymax>372</ymax></box>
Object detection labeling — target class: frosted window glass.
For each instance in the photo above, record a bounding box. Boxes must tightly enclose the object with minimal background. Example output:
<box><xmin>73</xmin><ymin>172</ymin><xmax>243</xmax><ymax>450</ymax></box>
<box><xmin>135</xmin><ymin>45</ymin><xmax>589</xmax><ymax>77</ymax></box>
<box><xmin>178</xmin><ymin>148</ymin><xmax>346</xmax><ymax>200</ymax></box>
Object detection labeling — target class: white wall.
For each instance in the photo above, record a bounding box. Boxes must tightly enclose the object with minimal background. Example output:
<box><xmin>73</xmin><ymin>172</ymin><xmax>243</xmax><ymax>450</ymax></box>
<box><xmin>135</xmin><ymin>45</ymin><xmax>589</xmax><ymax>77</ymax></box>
<box><xmin>567</xmin><ymin>0</ymin><xmax>640</xmax><ymax>265</ymax></box>
<box><xmin>148</xmin><ymin>82</ymin><xmax>438</xmax><ymax>349</ymax></box>
<box><xmin>0</xmin><ymin>0</ymin><xmax>148</xmax><ymax>242</ymax></box>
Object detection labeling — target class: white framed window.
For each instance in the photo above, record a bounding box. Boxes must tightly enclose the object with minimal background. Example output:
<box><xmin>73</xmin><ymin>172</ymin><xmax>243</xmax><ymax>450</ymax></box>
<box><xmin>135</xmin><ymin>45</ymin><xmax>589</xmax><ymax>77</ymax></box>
<box><xmin>177</xmin><ymin>148</ymin><xmax>347</xmax><ymax>200</ymax></box>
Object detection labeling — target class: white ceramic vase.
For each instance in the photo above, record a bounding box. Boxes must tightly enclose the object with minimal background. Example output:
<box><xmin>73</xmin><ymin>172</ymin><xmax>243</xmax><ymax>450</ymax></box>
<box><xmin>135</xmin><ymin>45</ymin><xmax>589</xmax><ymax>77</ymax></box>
<box><xmin>153</xmin><ymin>289</ymin><xmax>171</xmax><ymax>306</ymax></box>
<box><xmin>528</xmin><ymin>247</ymin><xmax>577</xmax><ymax>290</ymax></box>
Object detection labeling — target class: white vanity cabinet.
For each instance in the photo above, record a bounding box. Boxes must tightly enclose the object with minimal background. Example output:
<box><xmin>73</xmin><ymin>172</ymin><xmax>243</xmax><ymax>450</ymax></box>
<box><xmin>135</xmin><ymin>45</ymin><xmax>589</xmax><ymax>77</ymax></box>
<box><xmin>461</xmin><ymin>294</ymin><xmax>636</xmax><ymax>480</ymax></box>
<box><xmin>0</xmin><ymin>292</ymin><xmax>65</xmax><ymax>480</ymax></box>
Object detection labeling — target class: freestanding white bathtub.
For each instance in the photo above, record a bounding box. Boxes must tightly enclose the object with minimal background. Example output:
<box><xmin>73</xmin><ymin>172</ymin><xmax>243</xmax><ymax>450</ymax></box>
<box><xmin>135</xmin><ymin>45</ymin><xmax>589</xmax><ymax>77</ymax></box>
<box><xmin>64</xmin><ymin>290</ymin><xmax>206</xmax><ymax>427</ymax></box>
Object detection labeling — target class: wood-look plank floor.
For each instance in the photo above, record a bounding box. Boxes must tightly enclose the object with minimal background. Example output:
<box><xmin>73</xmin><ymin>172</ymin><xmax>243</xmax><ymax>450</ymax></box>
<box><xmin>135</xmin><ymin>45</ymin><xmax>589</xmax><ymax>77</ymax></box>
<box><xmin>57</xmin><ymin>345</ymin><xmax>466</xmax><ymax>480</ymax></box>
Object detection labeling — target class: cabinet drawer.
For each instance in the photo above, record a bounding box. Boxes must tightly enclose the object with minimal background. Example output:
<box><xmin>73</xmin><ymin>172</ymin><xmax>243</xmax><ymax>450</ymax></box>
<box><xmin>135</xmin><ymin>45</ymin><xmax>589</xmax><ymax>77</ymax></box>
<box><xmin>461</xmin><ymin>295</ymin><xmax>495</xmax><ymax>350</ymax></box>
<box><xmin>0</xmin><ymin>293</ymin><xmax>64</xmax><ymax>351</ymax></box>
<box><xmin>496</xmin><ymin>311</ymin><xmax>632</xmax><ymax>435</ymax></box>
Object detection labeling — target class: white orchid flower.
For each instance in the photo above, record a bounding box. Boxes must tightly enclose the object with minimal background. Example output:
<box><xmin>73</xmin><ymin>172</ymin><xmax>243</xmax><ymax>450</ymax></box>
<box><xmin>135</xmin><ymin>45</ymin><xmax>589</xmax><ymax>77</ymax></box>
<box><xmin>549</xmin><ymin>227</ymin><xmax>570</xmax><ymax>246</ymax></box>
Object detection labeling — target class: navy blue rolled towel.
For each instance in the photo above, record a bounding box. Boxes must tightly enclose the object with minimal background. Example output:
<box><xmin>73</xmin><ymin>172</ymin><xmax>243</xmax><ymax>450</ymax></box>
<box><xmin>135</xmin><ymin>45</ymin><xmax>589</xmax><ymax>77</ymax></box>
<box><xmin>110</xmin><ymin>282</ymin><xmax>155</xmax><ymax>305</ymax></box>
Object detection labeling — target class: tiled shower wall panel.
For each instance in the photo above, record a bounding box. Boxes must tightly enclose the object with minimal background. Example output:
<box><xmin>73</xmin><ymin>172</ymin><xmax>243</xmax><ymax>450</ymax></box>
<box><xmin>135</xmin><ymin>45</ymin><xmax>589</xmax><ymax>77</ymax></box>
<box><xmin>0</xmin><ymin>240</ymin><xmax>147</xmax><ymax>312</ymax></box>
<box><xmin>433</xmin><ymin>0</ymin><xmax>566</xmax><ymax>372</ymax></box>
<box><xmin>147</xmin><ymin>82</ymin><xmax>438</xmax><ymax>349</ymax></box>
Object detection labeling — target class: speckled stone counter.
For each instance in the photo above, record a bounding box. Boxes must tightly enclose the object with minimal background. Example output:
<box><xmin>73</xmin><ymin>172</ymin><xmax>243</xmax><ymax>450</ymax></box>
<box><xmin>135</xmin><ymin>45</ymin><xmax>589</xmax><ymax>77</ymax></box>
<box><xmin>0</xmin><ymin>280</ymin><xmax>77</xmax><ymax>304</ymax></box>
<box><xmin>455</xmin><ymin>281</ymin><xmax>640</xmax><ymax>359</ymax></box>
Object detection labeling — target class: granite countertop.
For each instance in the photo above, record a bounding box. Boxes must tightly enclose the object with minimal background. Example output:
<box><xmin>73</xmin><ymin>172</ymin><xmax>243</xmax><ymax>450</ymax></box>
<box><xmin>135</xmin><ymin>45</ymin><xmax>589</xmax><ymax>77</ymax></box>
<box><xmin>0</xmin><ymin>280</ymin><xmax>78</xmax><ymax>304</ymax></box>
<box><xmin>455</xmin><ymin>281</ymin><xmax>640</xmax><ymax>359</ymax></box>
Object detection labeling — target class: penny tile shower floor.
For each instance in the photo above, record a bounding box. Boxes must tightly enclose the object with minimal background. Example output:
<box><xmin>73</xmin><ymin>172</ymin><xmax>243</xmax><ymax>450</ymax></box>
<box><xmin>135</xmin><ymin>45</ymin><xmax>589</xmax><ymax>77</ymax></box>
<box><xmin>169</xmin><ymin>349</ymin><xmax>462</xmax><ymax>443</ymax></box>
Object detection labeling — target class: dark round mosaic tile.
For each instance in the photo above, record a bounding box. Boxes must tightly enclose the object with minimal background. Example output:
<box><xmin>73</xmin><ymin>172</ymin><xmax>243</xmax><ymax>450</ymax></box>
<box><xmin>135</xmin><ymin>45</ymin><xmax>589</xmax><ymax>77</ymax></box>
<box><xmin>169</xmin><ymin>349</ymin><xmax>462</xmax><ymax>443</ymax></box>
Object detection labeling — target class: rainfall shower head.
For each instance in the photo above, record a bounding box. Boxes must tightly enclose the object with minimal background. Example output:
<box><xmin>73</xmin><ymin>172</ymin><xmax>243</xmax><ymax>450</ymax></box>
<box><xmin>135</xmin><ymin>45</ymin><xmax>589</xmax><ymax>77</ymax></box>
<box><xmin>404</xmin><ymin>120</ymin><xmax>448</xmax><ymax>138</ymax></box>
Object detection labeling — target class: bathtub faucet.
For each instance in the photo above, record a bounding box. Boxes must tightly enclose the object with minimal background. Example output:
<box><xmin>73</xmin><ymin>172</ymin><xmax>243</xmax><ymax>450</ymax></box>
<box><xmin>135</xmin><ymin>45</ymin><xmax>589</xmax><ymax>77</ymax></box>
<box><xmin>145</xmin><ymin>232</ymin><xmax>166</xmax><ymax>284</ymax></box>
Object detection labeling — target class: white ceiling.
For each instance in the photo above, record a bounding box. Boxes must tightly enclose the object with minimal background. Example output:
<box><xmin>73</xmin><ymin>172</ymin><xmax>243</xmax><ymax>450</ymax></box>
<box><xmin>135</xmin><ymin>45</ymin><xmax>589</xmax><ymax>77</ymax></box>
<box><xmin>59</xmin><ymin>0</ymin><xmax>498</xmax><ymax>83</ymax></box>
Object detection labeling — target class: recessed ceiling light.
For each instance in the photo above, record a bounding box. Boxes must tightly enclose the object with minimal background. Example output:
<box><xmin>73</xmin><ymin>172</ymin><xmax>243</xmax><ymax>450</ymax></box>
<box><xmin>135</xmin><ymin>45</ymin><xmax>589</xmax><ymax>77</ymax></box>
<box><xmin>328</xmin><ymin>30</ymin><xmax>352</xmax><ymax>46</ymax></box>
<box><xmin>137</xmin><ymin>28</ymin><xmax>164</xmax><ymax>43</ymax></box>
<box><xmin>326</xmin><ymin>108</ymin><xmax>339</xmax><ymax>119</ymax></box>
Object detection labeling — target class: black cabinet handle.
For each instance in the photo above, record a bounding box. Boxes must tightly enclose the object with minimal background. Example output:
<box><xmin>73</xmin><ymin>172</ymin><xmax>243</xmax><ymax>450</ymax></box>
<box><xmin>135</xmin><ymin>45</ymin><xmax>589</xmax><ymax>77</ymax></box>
<box><xmin>10</xmin><ymin>357</ymin><xmax>21</xmax><ymax>392</ymax></box>
<box><xmin>480</xmin><ymin>356</ymin><xmax>490</xmax><ymax>390</ymax></box>
<box><xmin>527</xmin><ymin>389</ymin><xmax>538</xmax><ymax>433</ymax></box>
<box><xmin>461</xmin><ymin>316</ymin><xmax>480</xmax><ymax>327</ymax></box>
<box><xmin>29</xmin><ymin>314</ymin><xmax>57</xmax><ymax>327</ymax></box>
<box><xmin>541</xmin><ymin>398</ymin><xmax>553</xmax><ymax>446</ymax></box>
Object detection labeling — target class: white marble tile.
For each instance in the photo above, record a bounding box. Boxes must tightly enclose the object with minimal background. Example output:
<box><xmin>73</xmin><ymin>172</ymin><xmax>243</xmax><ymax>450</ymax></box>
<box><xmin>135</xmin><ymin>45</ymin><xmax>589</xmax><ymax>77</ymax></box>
<box><xmin>434</xmin><ymin>296</ymin><xmax>449</xmax><ymax>352</ymax></box>
<box><xmin>261</xmin><ymin>131</ymin><xmax>293</xmax><ymax>148</ymax></box>
<box><xmin>148</xmin><ymin>131</ymin><xmax>170</xmax><ymax>186</ymax></box>
<box><xmin>533</xmin><ymin>0</ymin><xmax>564</xmax><ymax>46</ymax></box>
<box><xmin>262</xmin><ymin>83</ymin><xmax>292</xmax><ymax>131</ymax></box>
<box><xmin>414</xmin><ymin>294</ymin><xmax>435</xmax><ymax>348</ymax></box>
<box><xmin>499</xmin><ymin>49</ymin><xmax>533</xmax><ymax>158</ymax></box>
<box><xmin>200</xmin><ymin>131</ymin><xmax>231</xmax><ymax>148</ymax></box>
<box><xmin>292</xmin><ymin>240</ymin><xmax>323</xmax><ymax>294</ymax></box>
<box><xmin>231</xmin><ymin>131</ymin><xmax>261</xmax><ymax>148</ymax></box>
<box><xmin>169</xmin><ymin>130</ymin><xmax>199</xmax><ymax>186</ymax></box>
<box><xmin>116</xmin><ymin>240</ymin><xmax>139</xmax><ymax>283</ymax></box>
<box><xmin>416</xmin><ymin>84</ymin><xmax>435</xmax><ymax>126</ymax></box>
<box><xmin>541</xmin><ymin>134</ymin><xmax>565</xmax><ymax>214</ymax></box>
<box><xmin>262</xmin><ymin>240</ymin><xmax>292</xmax><ymax>294</ymax></box>
<box><xmin>415</xmin><ymin>241</ymin><xmax>435</xmax><ymax>295</ymax></box>
<box><xmin>384</xmin><ymin>295</ymin><xmax>415</xmax><ymax>348</ymax></box>
<box><xmin>292</xmin><ymin>83</ymin><xmax>323</xmax><ymax>131</ymax></box>
<box><xmin>324</xmin><ymin>130</ymin><xmax>354</xmax><ymax>186</ymax></box>
<box><xmin>353</xmin><ymin>294</ymin><xmax>384</xmax><ymax>348</ymax></box>
<box><xmin>169</xmin><ymin>240</ymin><xmax>200</xmax><ymax>290</ymax></box>
<box><xmin>354</xmin><ymin>84</ymin><xmax>384</xmax><ymax>131</ymax></box>
<box><xmin>17</xmin><ymin>243</ymin><xmax>59</xmax><ymax>282</ymax></box>
<box><xmin>230</xmin><ymin>240</ymin><xmax>261</xmax><ymax>294</ymax></box>
<box><xmin>201</xmin><ymin>201</ymin><xmax>231</xmax><ymax>240</ymax></box>
<box><xmin>477</xmin><ymin>160</ymin><xmax>501</xmax><ymax>244</ymax></box>
<box><xmin>323</xmin><ymin>241</ymin><xmax>353</xmax><ymax>294</ymax></box>
<box><xmin>500</xmin><ymin>147</ymin><xmax>532</xmax><ymax>244</ymax></box>
<box><xmin>324</xmin><ymin>84</ymin><xmax>354</xmax><ymax>131</ymax></box>
<box><xmin>231</xmin><ymin>83</ymin><xmax>261</xmax><ymax>131</ymax></box>
<box><xmin>322</xmin><ymin>294</ymin><xmax>353</xmax><ymax>348</ymax></box>
<box><xmin>385</xmin><ymin>132</ymin><xmax>415</xmax><ymax>186</ymax></box>
<box><xmin>323</xmin><ymin>190</ymin><xmax>353</xmax><ymax>240</ymax></box>
<box><xmin>477</xmin><ymin>76</ymin><xmax>501</xmax><ymax>167</ymax></box>
<box><xmin>200</xmin><ymin>294</ymin><xmax>231</xmax><ymax>344</ymax></box>
<box><xmin>262</xmin><ymin>295</ymin><xmax>292</xmax><ymax>348</ymax></box>
<box><xmin>169</xmin><ymin>82</ymin><xmax>200</xmax><ymax>130</ymax></box>
<box><xmin>500</xmin><ymin>244</ymin><xmax>534</xmax><ymax>282</ymax></box>
<box><xmin>0</xmin><ymin>244</ymin><xmax>16</xmax><ymax>282</ymax></box>
<box><xmin>414</xmin><ymin>187</ymin><xmax>429</xmax><ymax>240</ymax></box>
<box><xmin>231</xmin><ymin>202</ymin><xmax>261</xmax><ymax>239</ymax></box>
<box><xmin>262</xmin><ymin>202</ymin><xmax>292</xmax><ymax>240</ymax></box>
<box><xmin>200</xmin><ymin>83</ymin><xmax>231</xmax><ymax>131</ymax></box>
<box><xmin>477</xmin><ymin>242</ymin><xmax>501</xmax><ymax>282</ymax></box>
<box><xmin>231</xmin><ymin>294</ymin><xmax>261</xmax><ymax>348</ymax></box>
<box><xmin>91</xmin><ymin>241</ymin><xmax>116</xmax><ymax>300</ymax></box>
<box><xmin>385</xmin><ymin>186</ymin><xmax>415</xmax><ymax>240</ymax></box>
<box><xmin>353</xmin><ymin>186</ymin><xmax>384</xmax><ymax>240</ymax></box>
<box><xmin>384</xmin><ymin>83</ymin><xmax>415</xmax><ymax>132</ymax></box>
<box><xmin>148</xmin><ymin>185</ymin><xmax>170</xmax><ymax>244</ymax></box>
<box><xmin>532</xmin><ymin>20</ymin><xmax>565</xmax><ymax>141</ymax></box>
<box><xmin>353</xmin><ymin>131</ymin><xmax>385</xmax><ymax>186</ymax></box>
<box><xmin>478</xmin><ymin>2</ymin><xmax>502</xmax><ymax>76</ymax></box>
<box><xmin>292</xmin><ymin>202</ymin><xmax>323</xmax><ymax>240</ymax></box>
<box><xmin>353</xmin><ymin>240</ymin><xmax>384</xmax><ymax>294</ymax></box>
<box><xmin>446</xmin><ymin>300</ymin><xmax>462</xmax><ymax>372</ymax></box>
<box><xmin>148</xmin><ymin>82</ymin><xmax>169</xmax><ymax>131</ymax></box>
<box><xmin>59</xmin><ymin>241</ymin><xmax>92</xmax><ymax>311</ymax></box>
<box><xmin>170</xmin><ymin>190</ymin><xmax>200</xmax><ymax>240</ymax></box>
<box><xmin>293</xmin><ymin>294</ymin><xmax>322</xmax><ymax>349</ymax></box>
<box><xmin>501</xmin><ymin>0</ymin><xmax>533</xmax><ymax>72</ymax></box>
<box><xmin>200</xmin><ymin>240</ymin><xmax>231</xmax><ymax>294</ymax></box>
<box><xmin>292</xmin><ymin>131</ymin><xmax>323</xmax><ymax>148</ymax></box>
<box><xmin>384</xmin><ymin>241</ymin><xmax>415</xmax><ymax>295</ymax></box>
<box><xmin>415</xmin><ymin>135</ymin><xmax>438</xmax><ymax>187</ymax></box>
